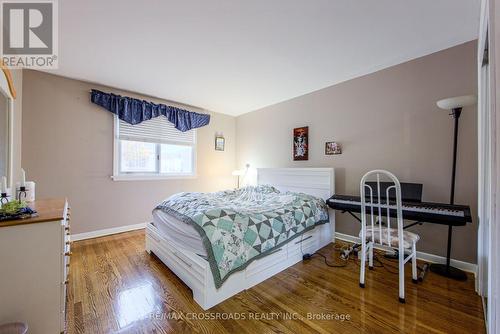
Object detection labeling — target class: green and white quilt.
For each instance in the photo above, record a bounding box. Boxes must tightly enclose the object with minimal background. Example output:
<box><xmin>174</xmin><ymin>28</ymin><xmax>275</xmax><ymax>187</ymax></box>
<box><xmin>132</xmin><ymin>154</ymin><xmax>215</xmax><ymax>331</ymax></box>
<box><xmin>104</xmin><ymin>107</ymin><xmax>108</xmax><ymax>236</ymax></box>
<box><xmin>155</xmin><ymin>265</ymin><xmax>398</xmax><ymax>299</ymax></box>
<box><xmin>155</xmin><ymin>185</ymin><xmax>329</xmax><ymax>288</ymax></box>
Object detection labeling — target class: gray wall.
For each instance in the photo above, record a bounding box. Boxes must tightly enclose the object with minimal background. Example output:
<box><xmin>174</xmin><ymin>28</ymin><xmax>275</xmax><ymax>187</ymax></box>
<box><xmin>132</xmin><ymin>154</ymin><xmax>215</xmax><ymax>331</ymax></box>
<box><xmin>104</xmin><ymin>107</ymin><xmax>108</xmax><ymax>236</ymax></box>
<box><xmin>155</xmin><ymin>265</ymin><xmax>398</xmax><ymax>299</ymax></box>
<box><xmin>236</xmin><ymin>41</ymin><xmax>478</xmax><ymax>263</ymax></box>
<box><xmin>22</xmin><ymin>71</ymin><xmax>237</xmax><ymax>234</ymax></box>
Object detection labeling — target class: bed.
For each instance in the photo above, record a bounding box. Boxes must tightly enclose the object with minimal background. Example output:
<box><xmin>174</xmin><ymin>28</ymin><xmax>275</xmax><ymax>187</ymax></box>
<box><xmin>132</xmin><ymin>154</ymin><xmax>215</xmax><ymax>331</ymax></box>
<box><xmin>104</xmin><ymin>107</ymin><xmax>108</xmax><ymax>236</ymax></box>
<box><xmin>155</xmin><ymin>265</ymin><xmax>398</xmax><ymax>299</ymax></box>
<box><xmin>145</xmin><ymin>168</ymin><xmax>335</xmax><ymax>310</ymax></box>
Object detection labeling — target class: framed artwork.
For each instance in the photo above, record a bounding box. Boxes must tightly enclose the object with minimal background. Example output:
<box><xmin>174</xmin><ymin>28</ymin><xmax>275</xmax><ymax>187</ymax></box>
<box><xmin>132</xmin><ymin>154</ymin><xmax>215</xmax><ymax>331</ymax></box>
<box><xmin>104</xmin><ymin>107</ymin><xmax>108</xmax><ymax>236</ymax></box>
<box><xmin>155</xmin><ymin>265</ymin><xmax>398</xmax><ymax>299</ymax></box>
<box><xmin>293</xmin><ymin>126</ymin><xmax>309</xmax><ymax>161</ymax></box>
<box><xmin>325</xmin><ymin>141</ymin><xmax>342</xmax><ymax>155</ymax></box>
<box><xmin>215</xmin><ymin>136</ymin><xmax>225</xmax><ymax>151</ymax></box>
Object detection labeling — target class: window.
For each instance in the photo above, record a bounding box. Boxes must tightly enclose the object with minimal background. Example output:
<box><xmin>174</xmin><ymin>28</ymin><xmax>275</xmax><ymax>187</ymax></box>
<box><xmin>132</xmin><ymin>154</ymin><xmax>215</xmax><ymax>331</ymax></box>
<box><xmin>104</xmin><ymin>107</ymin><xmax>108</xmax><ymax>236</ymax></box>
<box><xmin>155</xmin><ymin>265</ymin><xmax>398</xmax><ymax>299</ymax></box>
<box><xmin>114</xmin><ymin>116</ymin><xmax>196</xmax><ymax>180</ymax></box>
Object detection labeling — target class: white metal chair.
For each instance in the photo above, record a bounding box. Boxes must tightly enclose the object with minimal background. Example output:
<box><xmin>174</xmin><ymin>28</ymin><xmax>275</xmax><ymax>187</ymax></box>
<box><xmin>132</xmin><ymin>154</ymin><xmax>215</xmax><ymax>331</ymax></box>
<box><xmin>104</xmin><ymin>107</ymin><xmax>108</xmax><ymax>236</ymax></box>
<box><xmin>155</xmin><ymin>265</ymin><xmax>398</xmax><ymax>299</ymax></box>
<box><xmin>359</xmin><ymin>170</ymin><xmax>419</xmax><ymax>303</ymax></box>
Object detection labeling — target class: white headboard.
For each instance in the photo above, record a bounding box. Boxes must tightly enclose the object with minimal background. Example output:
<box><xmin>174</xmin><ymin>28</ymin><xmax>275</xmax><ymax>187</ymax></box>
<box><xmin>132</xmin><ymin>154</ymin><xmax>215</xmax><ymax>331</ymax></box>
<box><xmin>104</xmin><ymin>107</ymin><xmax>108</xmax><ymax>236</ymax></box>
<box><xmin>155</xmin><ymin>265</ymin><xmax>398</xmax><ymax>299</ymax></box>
<box><xmin>257</xmin><ymin>168</ymin><xmax>335</xmax><ymax>200</ymax></box>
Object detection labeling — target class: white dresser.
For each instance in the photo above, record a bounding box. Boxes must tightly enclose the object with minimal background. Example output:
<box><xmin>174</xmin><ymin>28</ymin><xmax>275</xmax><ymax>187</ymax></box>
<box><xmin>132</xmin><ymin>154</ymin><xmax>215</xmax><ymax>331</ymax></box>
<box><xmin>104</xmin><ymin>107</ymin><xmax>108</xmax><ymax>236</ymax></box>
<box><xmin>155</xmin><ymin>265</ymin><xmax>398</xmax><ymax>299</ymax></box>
<box><xmin>0</xmin><ymin>199</ymin><xmax>71</xmax><ymax>334</ymax></box>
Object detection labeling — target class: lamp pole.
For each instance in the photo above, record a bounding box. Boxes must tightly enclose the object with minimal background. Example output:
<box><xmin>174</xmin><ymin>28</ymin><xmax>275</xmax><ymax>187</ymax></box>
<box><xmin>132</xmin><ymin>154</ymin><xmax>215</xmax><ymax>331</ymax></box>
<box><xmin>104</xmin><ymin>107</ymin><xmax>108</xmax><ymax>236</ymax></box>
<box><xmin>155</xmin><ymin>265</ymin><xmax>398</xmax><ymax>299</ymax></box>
<box><xmin>449</xmin><ymin>107</ymin><xmax>461</xmax><ymax>206</ymax></box>
<box><xmin>429</xmin><ymin>107</ymin><xmax>468</xmax><ymax>281</ymax></box>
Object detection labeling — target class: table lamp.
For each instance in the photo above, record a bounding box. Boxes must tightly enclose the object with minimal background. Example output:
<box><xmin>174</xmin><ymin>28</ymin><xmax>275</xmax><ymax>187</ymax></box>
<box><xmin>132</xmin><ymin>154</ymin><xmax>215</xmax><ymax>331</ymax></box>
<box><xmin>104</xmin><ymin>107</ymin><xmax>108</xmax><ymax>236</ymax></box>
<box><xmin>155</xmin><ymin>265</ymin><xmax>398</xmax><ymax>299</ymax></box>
<box><xmin>232</xmin><ymin>164</ymin><xmax>250</xmax><ymax>188</ymax></box>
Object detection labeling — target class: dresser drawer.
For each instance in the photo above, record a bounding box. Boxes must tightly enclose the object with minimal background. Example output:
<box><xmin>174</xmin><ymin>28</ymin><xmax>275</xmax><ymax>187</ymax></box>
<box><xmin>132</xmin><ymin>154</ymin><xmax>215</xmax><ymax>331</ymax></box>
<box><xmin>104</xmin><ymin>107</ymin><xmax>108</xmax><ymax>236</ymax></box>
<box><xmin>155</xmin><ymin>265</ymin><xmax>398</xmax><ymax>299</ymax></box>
<box><xmin>63</xmin><ymin>248</ymin><xmax>70</xmax><ymax>281</ymax></box>
<box><xmin>60</xmin><ymin>281</ymin><xmax>67</xmax><ymax>332</ymax></box>
<box><xmin>61</xmin><ymin>202</ymin><xmax>70</xmax><ymax>333</ymax></box>
<box><xmin>61</xmin><ymin>229</ymin><xmax>71</xmax><ymax>281</ymax></box>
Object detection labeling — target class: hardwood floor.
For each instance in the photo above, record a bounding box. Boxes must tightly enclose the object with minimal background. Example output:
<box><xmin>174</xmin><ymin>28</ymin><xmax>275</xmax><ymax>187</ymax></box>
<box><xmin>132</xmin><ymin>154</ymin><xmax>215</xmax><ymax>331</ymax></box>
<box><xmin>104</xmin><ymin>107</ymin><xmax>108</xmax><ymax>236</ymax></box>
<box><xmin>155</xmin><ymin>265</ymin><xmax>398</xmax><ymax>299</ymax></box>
<box><xmin>66</xmin><ymin>230</ymin><xmax>485</xmax><ymax>334</ymax></box>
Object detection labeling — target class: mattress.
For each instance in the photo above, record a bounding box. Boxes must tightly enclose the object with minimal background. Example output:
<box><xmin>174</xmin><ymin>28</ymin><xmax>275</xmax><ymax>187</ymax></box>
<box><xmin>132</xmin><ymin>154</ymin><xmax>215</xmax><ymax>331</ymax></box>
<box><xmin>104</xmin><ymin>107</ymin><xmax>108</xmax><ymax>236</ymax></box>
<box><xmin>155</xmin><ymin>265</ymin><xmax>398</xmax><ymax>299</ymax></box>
<box><xmin>152</xmin><ymin>209</ymin><xmax>207</xmax><ymax>257</ymax></box>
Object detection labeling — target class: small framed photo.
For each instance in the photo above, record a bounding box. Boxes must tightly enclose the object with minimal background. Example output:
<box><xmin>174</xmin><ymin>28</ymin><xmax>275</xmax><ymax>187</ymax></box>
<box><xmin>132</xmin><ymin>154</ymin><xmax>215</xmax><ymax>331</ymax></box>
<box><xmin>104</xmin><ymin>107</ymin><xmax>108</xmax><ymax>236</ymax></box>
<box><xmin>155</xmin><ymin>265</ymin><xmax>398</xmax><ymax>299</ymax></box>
<box><xmin>215</xmin><ymin>136</ymin><xmax>225</xmax><ymax>151</ymax></box>
<box><xmin>325</xmin><ymin>142</ymin><xmax>341</xmax><ymax>155</ymax></box>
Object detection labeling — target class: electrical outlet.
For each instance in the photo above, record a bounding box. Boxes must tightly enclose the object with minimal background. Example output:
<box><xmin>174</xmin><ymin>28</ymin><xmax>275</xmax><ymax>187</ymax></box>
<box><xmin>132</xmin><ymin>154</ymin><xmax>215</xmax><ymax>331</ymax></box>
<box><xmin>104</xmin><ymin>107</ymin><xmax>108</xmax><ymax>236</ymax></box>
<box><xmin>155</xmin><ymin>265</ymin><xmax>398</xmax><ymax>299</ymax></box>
<box><xmin>340</xmin><ymin>247</ymin><xmax>352</xmax><ymax>260</ymax></box>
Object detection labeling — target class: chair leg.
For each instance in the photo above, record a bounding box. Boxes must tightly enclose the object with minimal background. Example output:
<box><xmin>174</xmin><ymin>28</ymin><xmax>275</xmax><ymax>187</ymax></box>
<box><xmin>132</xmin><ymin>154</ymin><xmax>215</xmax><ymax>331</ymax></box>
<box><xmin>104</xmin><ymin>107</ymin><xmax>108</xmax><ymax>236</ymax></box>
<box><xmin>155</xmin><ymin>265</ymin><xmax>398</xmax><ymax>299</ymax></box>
<box><xmin>368</xmin><ymin>242</ymin><xmax>374</xmax><ymax>270</ymax></box>
<box><xmin>399</xmin><ymin>249</ymin><xmax>405</xmax><ymax>303</ymax></box>
<box><xmin>412</xmin><ymin>242</ymin><xmax>418</xmax><ymax>283</ymax></box>
<box><xmin>360</xmin><ymin>241</ymin><xmax>366</xmax><ymax>288</ymax></box>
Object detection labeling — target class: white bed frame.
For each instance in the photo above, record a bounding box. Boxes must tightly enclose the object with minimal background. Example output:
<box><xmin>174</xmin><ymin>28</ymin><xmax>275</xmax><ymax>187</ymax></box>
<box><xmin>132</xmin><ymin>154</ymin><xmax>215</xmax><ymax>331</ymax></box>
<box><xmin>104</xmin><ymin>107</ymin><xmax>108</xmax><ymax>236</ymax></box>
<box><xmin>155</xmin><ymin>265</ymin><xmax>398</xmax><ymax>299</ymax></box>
<box><xmin>145</xmin><ymin>168</ymin><xmax>335</xmax><ymax>310</ymax></box>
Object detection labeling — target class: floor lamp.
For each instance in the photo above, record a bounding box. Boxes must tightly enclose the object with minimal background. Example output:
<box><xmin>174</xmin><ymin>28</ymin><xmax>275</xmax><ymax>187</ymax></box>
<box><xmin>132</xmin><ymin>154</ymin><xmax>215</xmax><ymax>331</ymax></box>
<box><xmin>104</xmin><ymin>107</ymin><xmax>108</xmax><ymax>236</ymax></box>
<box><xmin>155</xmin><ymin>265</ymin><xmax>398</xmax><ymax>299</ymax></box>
<box><xmin>432</xmin><ymin>94</ymin><xmax>476</xmax><ymax>281</ymax></box>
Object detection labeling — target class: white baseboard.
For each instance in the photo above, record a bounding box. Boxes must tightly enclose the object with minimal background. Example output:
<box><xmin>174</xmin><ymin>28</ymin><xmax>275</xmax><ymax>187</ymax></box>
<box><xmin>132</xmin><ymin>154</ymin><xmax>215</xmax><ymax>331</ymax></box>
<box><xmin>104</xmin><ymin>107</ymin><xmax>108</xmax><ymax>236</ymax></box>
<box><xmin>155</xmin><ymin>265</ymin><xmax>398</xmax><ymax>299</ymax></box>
<box><xmin>72</xmin><ymin>223</ymin><xmax>146</xmax><ymax>241</ymax></box>
<box><xmin>335</xmin><ymin>232</ymin><xmax>477</xmax><ymax>275</ymax></box>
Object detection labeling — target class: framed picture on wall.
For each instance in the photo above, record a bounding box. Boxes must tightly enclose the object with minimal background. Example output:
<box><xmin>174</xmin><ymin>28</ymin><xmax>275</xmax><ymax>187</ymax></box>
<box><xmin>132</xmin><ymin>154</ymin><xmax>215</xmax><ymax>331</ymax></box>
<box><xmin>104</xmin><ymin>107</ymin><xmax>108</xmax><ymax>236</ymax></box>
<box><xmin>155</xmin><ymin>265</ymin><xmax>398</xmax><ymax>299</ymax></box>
<box><xmin>325</xmin><ymin>142</ymin><xmax>342</xmax><ymax>155</ymax></box>
<box><xmin>215</xmin><ymin>136</ymin><xmax>225</xmax><ymax>151</ymax></box>
<box><xmin>293</xmin><ymin>126</ymin><xmax>309</xmax><ymax>161</ymax></box>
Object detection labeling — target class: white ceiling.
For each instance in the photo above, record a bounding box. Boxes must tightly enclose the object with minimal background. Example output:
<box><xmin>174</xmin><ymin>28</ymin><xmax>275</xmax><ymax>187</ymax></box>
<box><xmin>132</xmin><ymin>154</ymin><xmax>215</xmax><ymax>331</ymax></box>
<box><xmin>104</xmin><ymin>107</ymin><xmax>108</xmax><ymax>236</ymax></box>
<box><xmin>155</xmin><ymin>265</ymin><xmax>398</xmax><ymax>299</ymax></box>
<box><xmin>49</xmin><ymin>0</ymin><xmax>480</xmax><ymax>116</ymax></box>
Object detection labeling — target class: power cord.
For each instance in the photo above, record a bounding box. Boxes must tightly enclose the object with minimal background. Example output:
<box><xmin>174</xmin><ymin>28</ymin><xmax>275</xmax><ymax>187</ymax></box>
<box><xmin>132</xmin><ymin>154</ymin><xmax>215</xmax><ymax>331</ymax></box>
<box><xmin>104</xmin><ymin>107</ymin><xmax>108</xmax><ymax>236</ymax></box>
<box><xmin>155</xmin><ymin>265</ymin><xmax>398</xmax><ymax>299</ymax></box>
<box><xmin>372</xmin><ymin>253</ymin><xmax>399</xmax><ymax>275</ymax></box>
<box><xmin>310</xmin><ymin>252</ymin><xmax>348</xmax><ymax>268</ymax></box>
<box><xmin>299</xmin><ymin>236</ymin><xmax>423</xmax><ymax>278</ymax></box>
<box><xmin>373</xmin><ymin>250</ymin><xmax>422</xmax><ymax>276</ymax></box>
<box><xmin>300</xmin><ymin>234</ymin><xmax>348</xmax><ymax>267</ymax></box>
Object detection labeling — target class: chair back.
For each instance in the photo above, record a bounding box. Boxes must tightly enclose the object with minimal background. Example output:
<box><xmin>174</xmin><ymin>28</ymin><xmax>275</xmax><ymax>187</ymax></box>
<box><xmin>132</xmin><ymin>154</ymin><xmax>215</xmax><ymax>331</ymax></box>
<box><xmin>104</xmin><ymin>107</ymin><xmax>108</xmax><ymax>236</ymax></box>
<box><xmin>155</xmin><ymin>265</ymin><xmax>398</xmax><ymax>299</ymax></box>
<box><xmin>360</xmin><ymin>170</ymin><xmax>404</xmax><ymax>249</ymax></box>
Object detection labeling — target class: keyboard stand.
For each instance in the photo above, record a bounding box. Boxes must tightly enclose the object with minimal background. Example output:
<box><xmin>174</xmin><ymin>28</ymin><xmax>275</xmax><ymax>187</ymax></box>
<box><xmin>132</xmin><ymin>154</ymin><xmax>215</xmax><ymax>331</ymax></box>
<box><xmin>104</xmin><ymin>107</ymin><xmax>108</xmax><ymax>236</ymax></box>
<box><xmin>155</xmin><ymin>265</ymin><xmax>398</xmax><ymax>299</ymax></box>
<box><xmin>343</xmin><ymin>210</ymin><xmax>361</xmax><ymax>223</ymax></box>
<box><xmin>403</xmin><ymin>221</ymin><xmax>424</xmax><ymax>229</ymax></box>
<box><xmin>341</xmin><ymin>210</ymin><xmax>424</xmax><ymax>230</ymax></box>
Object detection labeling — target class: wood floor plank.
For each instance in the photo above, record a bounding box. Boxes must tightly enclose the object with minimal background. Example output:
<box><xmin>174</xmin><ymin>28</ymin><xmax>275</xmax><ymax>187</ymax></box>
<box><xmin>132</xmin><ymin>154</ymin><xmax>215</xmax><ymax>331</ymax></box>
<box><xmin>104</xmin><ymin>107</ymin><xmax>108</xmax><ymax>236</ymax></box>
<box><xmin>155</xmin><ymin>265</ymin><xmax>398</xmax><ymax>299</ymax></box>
<box><xmin>66</xmin><ymin>230</ymin><xmax>485</xmax><ymax>334</ymax></box>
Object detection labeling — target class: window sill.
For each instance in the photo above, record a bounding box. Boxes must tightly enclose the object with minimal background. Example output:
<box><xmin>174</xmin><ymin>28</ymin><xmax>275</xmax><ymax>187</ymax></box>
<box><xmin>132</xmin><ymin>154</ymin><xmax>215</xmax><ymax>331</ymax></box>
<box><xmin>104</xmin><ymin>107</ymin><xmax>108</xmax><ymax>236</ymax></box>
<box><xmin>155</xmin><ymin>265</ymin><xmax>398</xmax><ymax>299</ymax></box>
<box><xmin>111</xmin><ymin>174</ymin><xmax>197</xmax><ymax>181</ymax></box>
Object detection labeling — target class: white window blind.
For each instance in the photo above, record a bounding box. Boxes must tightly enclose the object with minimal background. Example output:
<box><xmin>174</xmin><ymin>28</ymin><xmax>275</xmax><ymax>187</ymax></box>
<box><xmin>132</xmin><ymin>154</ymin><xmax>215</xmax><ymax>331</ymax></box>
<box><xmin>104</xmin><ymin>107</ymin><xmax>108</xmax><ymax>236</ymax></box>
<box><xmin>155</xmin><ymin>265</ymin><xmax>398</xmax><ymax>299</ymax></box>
<box><xmin>114</xmin><ymin>115</ymin><xmax>196</xmax><ymax>179</ymax></box>
<box><xmin>118</xmin><ymin>116</ymin><xmax>196</xmax><ymax>145</ymax></box>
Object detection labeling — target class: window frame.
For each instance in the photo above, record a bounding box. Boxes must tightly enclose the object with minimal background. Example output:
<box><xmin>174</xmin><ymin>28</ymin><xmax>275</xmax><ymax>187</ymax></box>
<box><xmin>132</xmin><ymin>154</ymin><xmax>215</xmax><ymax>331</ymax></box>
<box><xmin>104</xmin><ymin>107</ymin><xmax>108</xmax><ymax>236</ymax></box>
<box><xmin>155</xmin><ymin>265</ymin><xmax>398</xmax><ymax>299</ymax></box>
<box><xmin>112</xmin><ymin>116</ymin><xmax>197</xmax><ymax>181</ymax></box>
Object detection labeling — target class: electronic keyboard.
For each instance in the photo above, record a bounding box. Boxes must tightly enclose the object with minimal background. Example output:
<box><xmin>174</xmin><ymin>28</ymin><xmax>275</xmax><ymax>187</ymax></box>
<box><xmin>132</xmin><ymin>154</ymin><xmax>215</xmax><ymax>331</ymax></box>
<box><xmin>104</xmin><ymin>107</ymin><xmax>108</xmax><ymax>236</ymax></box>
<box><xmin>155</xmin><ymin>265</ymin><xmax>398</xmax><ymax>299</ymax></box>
<box><xmin>327</xmin><ymin>194</ymin><xmax>472</xmax><ymax>226</ymax></box>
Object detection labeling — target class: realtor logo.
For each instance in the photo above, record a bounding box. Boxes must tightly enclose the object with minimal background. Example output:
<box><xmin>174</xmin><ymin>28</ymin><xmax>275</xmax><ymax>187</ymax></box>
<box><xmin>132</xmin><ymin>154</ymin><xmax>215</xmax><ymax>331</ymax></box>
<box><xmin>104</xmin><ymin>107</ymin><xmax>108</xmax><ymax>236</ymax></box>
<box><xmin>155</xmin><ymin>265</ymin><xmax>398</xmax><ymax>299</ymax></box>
<box><xmin>1</xmin><ymin>0</ymin><xmax>58</xmax><ymax>68</ymax></box>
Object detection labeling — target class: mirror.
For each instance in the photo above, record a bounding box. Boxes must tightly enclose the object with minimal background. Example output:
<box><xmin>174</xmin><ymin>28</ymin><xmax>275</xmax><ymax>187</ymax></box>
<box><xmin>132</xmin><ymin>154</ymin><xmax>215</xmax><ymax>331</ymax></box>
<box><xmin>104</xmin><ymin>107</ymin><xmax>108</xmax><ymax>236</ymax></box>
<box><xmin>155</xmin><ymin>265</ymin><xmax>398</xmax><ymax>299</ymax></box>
<box><xmin>0</xmin><ymin>93</ymin><xmax>8</xmax><ymax>181</ymax></box>
<box><xmin>0</xmin><ymin>66</ymin><xmax>15</xmax><ymax>191</ymax></box>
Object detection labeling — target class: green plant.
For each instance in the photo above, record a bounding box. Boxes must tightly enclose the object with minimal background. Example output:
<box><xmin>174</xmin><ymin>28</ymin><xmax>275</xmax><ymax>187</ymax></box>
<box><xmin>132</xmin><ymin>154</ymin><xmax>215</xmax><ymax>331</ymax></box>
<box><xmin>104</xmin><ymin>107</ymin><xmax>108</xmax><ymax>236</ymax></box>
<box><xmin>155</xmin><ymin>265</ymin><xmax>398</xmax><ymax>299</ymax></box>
<box><xmin>0</xmin><ymin>200</ymin><xmax>27</xmax><ymax>215</ymax></box>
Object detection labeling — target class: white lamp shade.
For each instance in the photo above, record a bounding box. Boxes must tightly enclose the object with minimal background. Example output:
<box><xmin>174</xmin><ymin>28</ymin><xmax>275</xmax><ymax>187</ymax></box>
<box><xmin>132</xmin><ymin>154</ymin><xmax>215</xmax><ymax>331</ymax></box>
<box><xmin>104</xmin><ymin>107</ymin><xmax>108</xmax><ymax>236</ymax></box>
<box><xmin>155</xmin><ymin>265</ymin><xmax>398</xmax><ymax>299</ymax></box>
<box><xmin>232</xmin><ymin>164</ymin><xmax>251</xmax><ymax>176</ymax></box>
<box><xmin>436</xmin><ymin>95</ymin><xmax>476</xmax><ymax>110</ymax></box>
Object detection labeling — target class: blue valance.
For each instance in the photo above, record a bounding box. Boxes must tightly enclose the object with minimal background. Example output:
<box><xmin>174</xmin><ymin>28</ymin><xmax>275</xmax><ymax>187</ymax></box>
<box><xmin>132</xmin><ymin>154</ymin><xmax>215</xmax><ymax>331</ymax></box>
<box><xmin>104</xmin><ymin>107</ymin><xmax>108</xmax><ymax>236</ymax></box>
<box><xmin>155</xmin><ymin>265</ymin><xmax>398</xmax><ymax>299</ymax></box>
<box><xmin>90</xmin><ymin>89</ymin><xmax>210</xmax><ymax>132</ymax></box>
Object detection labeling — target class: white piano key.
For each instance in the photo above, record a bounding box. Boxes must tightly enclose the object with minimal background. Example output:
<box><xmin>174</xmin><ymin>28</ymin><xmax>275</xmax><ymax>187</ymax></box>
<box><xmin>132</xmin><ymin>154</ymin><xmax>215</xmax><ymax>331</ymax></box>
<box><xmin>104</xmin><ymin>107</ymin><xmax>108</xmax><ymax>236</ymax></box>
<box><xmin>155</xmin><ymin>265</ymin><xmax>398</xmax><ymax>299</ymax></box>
<box><xmin>329</xmin><ymin>198</ymin><xmax>465</xmax><ymax>217</ymax></box>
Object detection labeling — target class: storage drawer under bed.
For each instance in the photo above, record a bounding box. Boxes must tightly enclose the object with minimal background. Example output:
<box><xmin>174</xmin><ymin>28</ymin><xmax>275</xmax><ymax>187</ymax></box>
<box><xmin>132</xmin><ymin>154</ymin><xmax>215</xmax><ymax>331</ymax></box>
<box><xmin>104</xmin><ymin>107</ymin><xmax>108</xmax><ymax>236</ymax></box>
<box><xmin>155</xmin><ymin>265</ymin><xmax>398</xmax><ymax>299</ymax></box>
<box><xmin>146</xmin><ymin>219</ymin><xmax>331</xmax><ymax>310</ymax></box>
<box><xmin>146</xmin><ymin>221</ymin><xmax>326</xmax><ymax>288</ymax></box>
<box><xmin>287</xmin><ymin>228</ymin><xmax>320</xmax><ymax>258</ymax></box>
<box><xmin>147</xmin><ymin>223</ymin><xmax>207</xmax><ymax>287</ymax></box>
<box><xmin>245</xmin><ymin>246</ymin><xmax>287</xmax><ymax>279</ymax></box>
